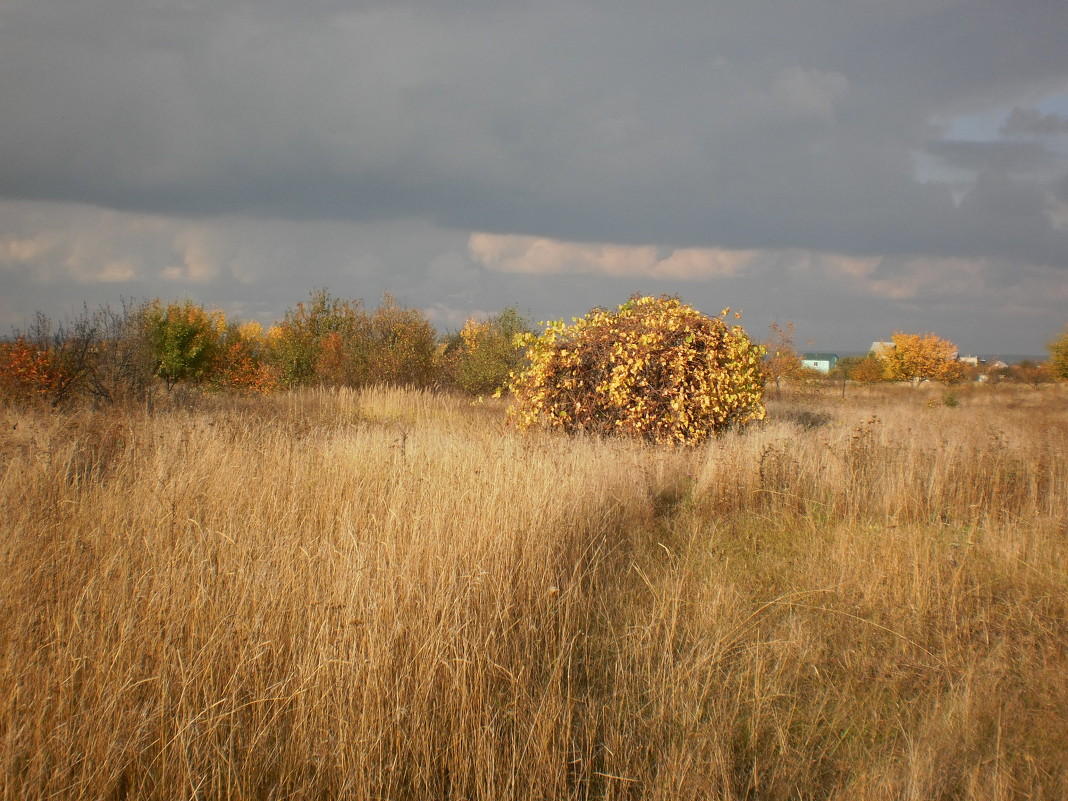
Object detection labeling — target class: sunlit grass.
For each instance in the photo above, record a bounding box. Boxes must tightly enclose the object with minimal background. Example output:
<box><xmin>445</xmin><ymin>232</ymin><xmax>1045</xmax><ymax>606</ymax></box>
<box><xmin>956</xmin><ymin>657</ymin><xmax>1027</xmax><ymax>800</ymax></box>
<box><xmin>1</xmin><ymin>383</ymin><xmax>1065</xmax><ymax>799</ymax></box>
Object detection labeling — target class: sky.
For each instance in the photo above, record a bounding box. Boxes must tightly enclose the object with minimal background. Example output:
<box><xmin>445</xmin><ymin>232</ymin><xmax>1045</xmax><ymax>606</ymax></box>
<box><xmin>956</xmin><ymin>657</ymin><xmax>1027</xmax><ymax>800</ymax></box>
<box><xmin>2</xmin><ymin>0</ymin><xmax>1067</xmax><ymax>357</ymax></box>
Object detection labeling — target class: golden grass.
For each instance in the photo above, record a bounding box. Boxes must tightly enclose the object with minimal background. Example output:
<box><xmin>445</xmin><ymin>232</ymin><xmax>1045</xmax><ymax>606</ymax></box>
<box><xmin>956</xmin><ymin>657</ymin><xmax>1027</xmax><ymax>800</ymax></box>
<box><xmin>1</xmin><ymin>383</ymin><xmax>1065</xmax><ymax>799</ymax></box>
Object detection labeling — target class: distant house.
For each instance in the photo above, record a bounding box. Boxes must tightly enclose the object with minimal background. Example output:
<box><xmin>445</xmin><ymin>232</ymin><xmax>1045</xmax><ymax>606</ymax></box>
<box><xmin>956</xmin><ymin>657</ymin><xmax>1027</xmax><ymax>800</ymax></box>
<box><xmin>869</xmin><ymin>341</ymin><xmax>895</xmax><ymax>358</ymax></box>
<box><xmin>959</xmin><ymin>355</ymin><xmax>983</xmax><ymax>367</ymax></box>
<box><xmin>800</xmin><ymin>353</ymin><xmax>838</xmax><ymax>373</ymax></box>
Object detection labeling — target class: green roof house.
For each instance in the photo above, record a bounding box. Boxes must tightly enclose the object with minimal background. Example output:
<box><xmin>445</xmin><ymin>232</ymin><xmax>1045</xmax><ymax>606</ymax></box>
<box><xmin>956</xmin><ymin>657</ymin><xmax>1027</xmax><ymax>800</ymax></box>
<box><xmin>800</xmin><ymin>353</ymin><xmax>838</xmax><ymax>373</ymax></box>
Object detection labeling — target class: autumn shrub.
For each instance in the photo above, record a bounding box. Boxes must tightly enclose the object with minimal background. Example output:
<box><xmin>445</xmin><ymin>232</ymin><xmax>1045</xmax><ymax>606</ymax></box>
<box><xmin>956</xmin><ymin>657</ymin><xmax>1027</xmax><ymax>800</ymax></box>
<box><xmin>84</xmin><ymin>301</ymin><xmax>157</xmax><ymax>406</ymax></box>
<box><xmin>266</xmin><ymin>289</ymin><xmax>368</xmax><ymax>387</ymax></box>
<box><xmin>441</xmin><ymin>306</ymin><xmax>531</xmax><ymax>395</ymax></box>
<box><xmin>506</xmin><ymin>295</ymin><xmax>766</xmax><ymax>445</ymax></box>
<box><xmin>364</xmin><ymin>294</ymin><xmax>438</xmax><ymax>388</ymax></box>
<box><xmin>267</xmin><ymin>290</ymin><xmax>437</xmax><ymax>389</ymax></box>
<box><xmin>0</xmin><ymin>335</ymin><xmax>69</xmax><ymax>405</ymax></box>
<box><xmin>1050</xmin><ymin>324</ymin><xmax>1068</xmax><ymax>381</ymax></box>
<box><xmin>1004</xmin><ymin>360</ymin><xmax>1054</xmax><ymax>387</ymax></box>
<box><xmin>212</xmin><ymin>321</ymin><xmax>280</xmax><ymax>394</ymax></box>
<box><xmin>0</xmin><ymin>304</ymin><xmax>155</xmax><ymax>407</ymax></box>
<box><xmin>849</xmin><ymin>355</ymin><xmax>887</xmax><ymax>384</ymax></box>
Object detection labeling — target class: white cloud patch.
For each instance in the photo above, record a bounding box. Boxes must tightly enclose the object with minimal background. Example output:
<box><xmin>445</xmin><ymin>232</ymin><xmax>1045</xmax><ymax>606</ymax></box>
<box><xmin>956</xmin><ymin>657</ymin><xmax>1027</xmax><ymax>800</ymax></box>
<box><xmin>162</xmin><ymin>230</ymin><xmax>218</xmax><ymax>283</ymax></box>
<box><xmin>830</xmin><ymin>255</ymin><xmax>987</xmax><ymax>301</ymax></box>
<box><xmin>468</xmin><ymin>233</ymin><xmax>757</xmax><ymax>280</ymax></box>
<box><xmin>0</xmin><ymin>237</ymin><xmax>51</xmax><ymax>265</ymax></box>
<box><xmin>817</xmin><ymin>253</ymin><xmax>881</xmax><ymax>279</ymax></box>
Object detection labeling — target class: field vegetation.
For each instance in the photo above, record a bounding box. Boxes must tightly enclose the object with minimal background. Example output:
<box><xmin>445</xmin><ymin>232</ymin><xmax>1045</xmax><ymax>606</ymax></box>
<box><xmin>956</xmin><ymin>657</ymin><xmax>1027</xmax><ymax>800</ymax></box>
<box><xmin>2</xmin><ymin>380</ymin><xmax>1066</xmax><ymax>799</ymax></box>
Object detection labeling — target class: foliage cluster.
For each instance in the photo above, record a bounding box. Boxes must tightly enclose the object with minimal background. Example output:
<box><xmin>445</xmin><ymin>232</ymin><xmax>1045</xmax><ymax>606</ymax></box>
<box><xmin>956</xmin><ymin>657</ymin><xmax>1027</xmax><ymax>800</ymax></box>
<box><xmin>506</xmin><ymin>295</ymin><xmax>766</xmax><ymax>445</ymax></box>
<box><xmin>881</xmin><ymin>331</ymin><xmax>966</xmax><ymax>382</ymax></box>
<box><xmin>145</xmin><ymin>300</ymin><xmax>227</xmax><ymax>388</ymax></box>
<box><xmin>1050</xmin><ymin>324</ymin><xmax>1068</xmax><ymax>381</ymax></box>
<box><xmin>0</xmin><ymin>304</ymin><xmax>157</xmax><ymax>407</ymax></box>
<box><xmin>439</xmin><ymin>306</ymin><xmax>530</xmax><ymax>395</ymax></box>
<box><xmin>843</xmin><ymin>354</ymin><xmax>887</xmax><ymax>384</ymax></box>
<box><xmin>266</xmin><ymin>290</ymin><xmax>439</xmax><ymax>390</ymax></box>
<box><xmin>212</xmin><ymin>321</ymin><xmax>281</xmax><ymax>395</ymax></box>
<box><xmin>827</xmin><ymin>332</ymin><xmax>968</xmax><ymax>384</ymax></box>
<box><xmin>0</xmin><ymin>335</ymin><xmax>68</xmax><ymax>404</ymax></box>
<box><xmin>762</xmin><ymin>321</ymin><xmax>805</xmax><ymax>393</ymax></box>
<box><xmin>0</xmin><ymin>291</ymin><xmax>529</xmax><ymax>406</ymax></box>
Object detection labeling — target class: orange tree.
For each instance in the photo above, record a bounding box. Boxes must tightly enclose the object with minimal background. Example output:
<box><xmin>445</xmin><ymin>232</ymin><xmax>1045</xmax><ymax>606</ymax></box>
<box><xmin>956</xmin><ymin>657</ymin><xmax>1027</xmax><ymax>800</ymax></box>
<box><xmin>0</xmin><ymin>309</ymin><xmax>106</xmax><ymax>406</ymax></box>
<box><xmin>1049</xmin><ymin>324</ymin><xmax>1068</xmax><ymax>381</ymax></box>
<box><xmin>0</xmin><ymin>335</ymin><xmax>68</xmax><ymax>404</ymax></box>
<box><xmin>762</xmin><ymin>321</ymin><xmax>803</xmax><ymax>395</ymax></box>
<box><xmin>213</xmin><ymin>321</ymin><xmax>280</xmax><ymax>394</ymax></box>
<box><xmin>504</xmin><ymin>295</ymin><xmax>766</xmax><ymax>445</ymax></box>
<box><xmin>880</xmin><ymin>332</ymin><xmax>966</xmax><ymax>383</ymax></box>
<box><xmin>849</xmin><ymin>355</ymin><xmax>887</xmax><ymax>384</ymax></box>
<box><xmin>0</xmin><ymin>304</ymin><xmax>158</xmax><ymax>407</ymax></box>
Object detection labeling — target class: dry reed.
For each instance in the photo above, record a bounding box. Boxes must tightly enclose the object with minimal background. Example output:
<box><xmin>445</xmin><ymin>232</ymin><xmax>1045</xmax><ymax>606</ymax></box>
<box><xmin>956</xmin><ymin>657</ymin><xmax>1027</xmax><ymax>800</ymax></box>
<box><xmin>1</xmin><ymin>383</ymin><xmax>1065</xmax><ymax>799</ymax></box>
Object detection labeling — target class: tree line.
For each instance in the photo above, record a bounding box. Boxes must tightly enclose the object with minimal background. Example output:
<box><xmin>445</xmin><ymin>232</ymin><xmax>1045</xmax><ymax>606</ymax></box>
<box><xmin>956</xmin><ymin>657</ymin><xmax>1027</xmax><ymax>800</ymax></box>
<box><xmin>2</xmin><ymin>289</ymin><xmax>1066</xmax><ymax>409</ymax></box>
<box><xmin>0</xmin><ymin>290</ymin><xmax>531</xmax><ymax>407</ymax></box>
<box><xmin>763</xmin><ymin>324</ymin><xmax>1068</xmax><ymax>388</ymax></box>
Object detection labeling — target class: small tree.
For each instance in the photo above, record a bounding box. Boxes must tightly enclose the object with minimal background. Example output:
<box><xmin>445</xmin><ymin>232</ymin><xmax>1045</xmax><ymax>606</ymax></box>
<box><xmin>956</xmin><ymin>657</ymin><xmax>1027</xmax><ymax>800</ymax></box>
<box><xmin>268</xmin><ymin>289</ymin><xmax>367</xmax><ymax>387</ymax></box>
<box><xmin>443</xmin><ymin>305</ymin><xmax>532</xmax><ymax>395</ymax></box>
<box><xmin>145</xmin><ymin>299</ymin><xmax>225</xmax><ymax>388</ymax></box>
<box><xmin>506</xmin><ymin>295</ymin><xmax>766</xmax><ymax>445</ymax></box>
<box><xmin>762</xmin><ymin>321</ymin><xmax>803</xmax><ymax>396</ymax></box>
<box><xmin>848</xmin><ymin>355</ymin><xmax>888</xmax><ymax>384</ymax></box>
<box><xmin>89</xmin><ymin>300</ymin><xmax>157</xmax><ymax>406</ymax></box>
<box><xmin>365</xmin><ymin>294</ymin><xmax>438</xmax><ymax>387</ymax></box>
<box><xmin>0</xmin><ymin>302</ymin><xmax>157</xmax><ymax>408</ymax></box>
<box><xmin>0</xmin><ymin>334</ymin><xmax>68</xmax><ymax>405</ymax></box>
<box><xmin>1049</xmin><ymin>325</ymin><xmax>1068</xmax><ymax>381</ymax></box>
<box><xmin>1008</xmin><ymin>360</ymin><xmax>1052</xmax><ymax>388</ymax></box>
<box><xmin>214</xmin><ymin>321</ymin><xmax>280</xmax><ymax>394</ymax></box>
<box><xmin>880</xmin><ymin>332</ymin><xmax>965</xmax><ymax>383</ymax></box>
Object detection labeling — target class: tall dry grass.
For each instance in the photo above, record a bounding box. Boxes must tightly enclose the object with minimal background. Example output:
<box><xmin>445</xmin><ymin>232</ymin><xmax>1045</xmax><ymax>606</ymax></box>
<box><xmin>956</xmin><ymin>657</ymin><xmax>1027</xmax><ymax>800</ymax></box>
<box><xmin>1</xmin><ymin>383</ymin><xmax>1065</xmax><ymax>799</ymax></box>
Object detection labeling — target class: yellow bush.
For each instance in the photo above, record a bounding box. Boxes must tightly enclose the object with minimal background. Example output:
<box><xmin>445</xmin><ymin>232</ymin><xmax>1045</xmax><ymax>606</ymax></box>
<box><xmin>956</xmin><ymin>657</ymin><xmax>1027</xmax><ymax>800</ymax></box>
<box><xmin>505</xmin><ymin>295</ymin><xmax>766</xmax><ymax>445</ymax></box>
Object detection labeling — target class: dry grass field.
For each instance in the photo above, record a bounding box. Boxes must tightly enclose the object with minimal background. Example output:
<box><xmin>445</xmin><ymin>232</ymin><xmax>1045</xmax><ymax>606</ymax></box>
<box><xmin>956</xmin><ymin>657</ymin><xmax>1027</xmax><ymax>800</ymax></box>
<box><xmin>1</xmin><ymin>382</ymin><xmax>1066</xmax><ymax>799</ymax></box>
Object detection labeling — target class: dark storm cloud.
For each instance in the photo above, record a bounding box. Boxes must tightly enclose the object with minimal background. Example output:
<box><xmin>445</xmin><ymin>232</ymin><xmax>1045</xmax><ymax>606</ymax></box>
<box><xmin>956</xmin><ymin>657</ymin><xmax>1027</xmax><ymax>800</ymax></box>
<box><xmin>2</xmin><ymin>0</ymin><xmax>1068</xmax><ymax>269</ymax></box>
<box><xmin>925</xmin><ymin>140</ymin><xmax>1064</xmax><ymax>175</ymax></box>
<box><xmin>1001</xmin><ymin>107</ymin><xmax>1068</xmax><ymax>137</ymax></box>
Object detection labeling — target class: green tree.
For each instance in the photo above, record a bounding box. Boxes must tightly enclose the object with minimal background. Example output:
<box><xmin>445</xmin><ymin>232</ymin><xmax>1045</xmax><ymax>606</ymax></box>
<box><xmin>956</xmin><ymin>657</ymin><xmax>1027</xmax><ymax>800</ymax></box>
<box><xmin>1049</xmin><ymin>325</ymin><xmax>1068</xmax><ymax>380</ymax></box>
<box><xmin>443</xmin><ymin>305</ymin><xmax>532</xmax><ymax>395</ymax></box>
<box><xmin>145</xmin><ymin>300</ymin><xmax>225</xmax><ymax>388</ymax></box>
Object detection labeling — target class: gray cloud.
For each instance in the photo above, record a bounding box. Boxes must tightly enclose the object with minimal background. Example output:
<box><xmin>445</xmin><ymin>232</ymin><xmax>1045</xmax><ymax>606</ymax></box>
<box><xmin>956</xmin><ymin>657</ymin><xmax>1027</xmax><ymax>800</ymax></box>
<box><xmin>925</xmin><ymin>140</ymin><xmax>1064</xmax><ymax>175</ymax></box>
<box><xmin>3</xmin><ymin>4</ymin><xmax>1067</xmax><ymax>236</ymax></box>
<box><xmin>1001</xmin><ymin>107</ymin><xmax>1068</xmax><ymax>137</ymax></box>
<box><xmin>2</xmin><ymin>0</ymin><xmax>1068</xmax><ymax>354</ymax></box>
